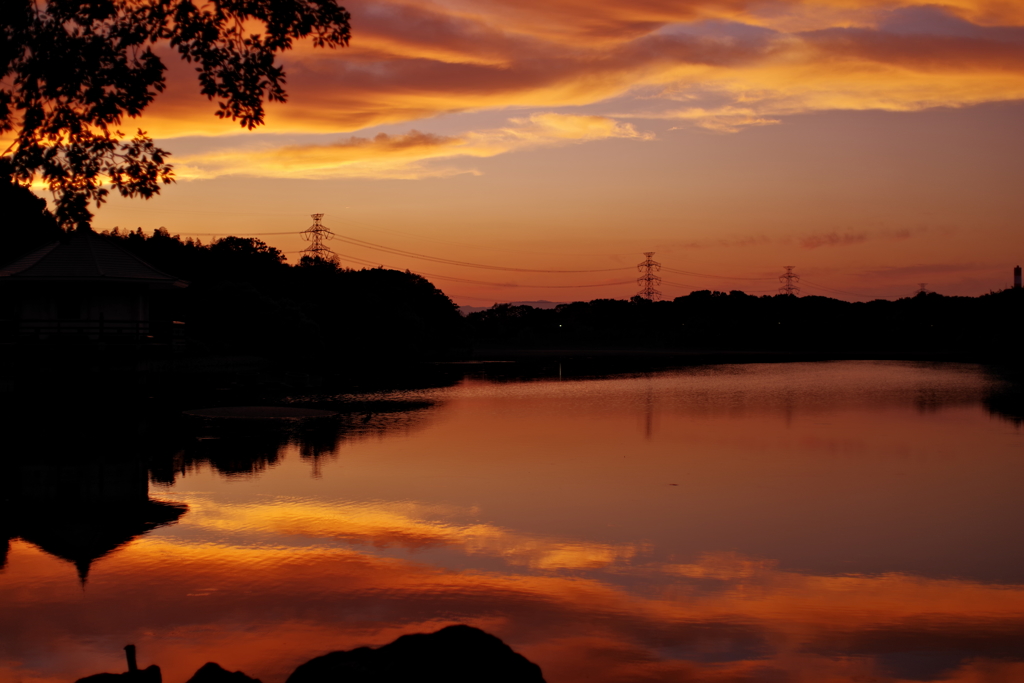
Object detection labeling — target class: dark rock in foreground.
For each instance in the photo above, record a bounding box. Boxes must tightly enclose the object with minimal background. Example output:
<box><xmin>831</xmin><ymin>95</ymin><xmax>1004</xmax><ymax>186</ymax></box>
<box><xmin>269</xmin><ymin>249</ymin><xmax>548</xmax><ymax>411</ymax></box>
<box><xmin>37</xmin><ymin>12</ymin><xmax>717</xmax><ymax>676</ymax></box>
<box><xmin>75</xmin><ymin>665</ymin><xmax>162</xmax><ymax>683</ymax></box>
<box><xmin>286</xmin><ymin>624</ymin><xmax>545</xmax><ymax>683</ymax></box>
<box><xmin>72</xmin><ymin>625</ymin><xmax>542</xmax><ymax>683</ymax></box>
<box><xmin>185</xmin><ymin>662</ymin><xmax>262</xmax><ymax>683</ymax></box>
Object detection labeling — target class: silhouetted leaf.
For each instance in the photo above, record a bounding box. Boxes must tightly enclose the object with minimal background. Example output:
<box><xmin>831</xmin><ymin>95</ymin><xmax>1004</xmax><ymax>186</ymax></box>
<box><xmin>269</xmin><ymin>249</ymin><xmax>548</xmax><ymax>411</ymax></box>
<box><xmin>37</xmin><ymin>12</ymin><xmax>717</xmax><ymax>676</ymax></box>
<box><xmin>0</xmin><ymin>0</ymin><xmax>351</xmax><ymax>228</ymax></box>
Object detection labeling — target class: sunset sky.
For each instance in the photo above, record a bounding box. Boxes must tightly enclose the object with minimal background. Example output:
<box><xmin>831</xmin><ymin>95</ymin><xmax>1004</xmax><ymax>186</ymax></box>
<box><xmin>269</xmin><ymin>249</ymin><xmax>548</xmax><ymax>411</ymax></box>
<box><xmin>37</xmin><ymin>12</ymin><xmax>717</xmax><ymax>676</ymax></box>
<box><xmin>88</xmin><ymin>0</ymin><xmax>1024</xmax><ymax>304</ymax></box>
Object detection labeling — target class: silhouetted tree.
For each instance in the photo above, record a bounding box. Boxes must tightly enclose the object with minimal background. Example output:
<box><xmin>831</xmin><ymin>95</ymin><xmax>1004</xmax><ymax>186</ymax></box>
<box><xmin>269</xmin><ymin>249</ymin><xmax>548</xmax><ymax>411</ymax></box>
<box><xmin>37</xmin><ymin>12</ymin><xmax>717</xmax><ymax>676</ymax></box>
<box><xmin>334</xmin><ymin>268</ymin><xmax>463</xmax><ymax>359</ymax></box>
<box><xmin>0</xmin><ymin>173</ymin><xmax>62</xmax><ymax>265</ymax></box>
<box><xmin>99</xmin><ymin>229</ymin><xmax>464</xmax><ymax>362</ymax></box>
<box><xmin>466</xmin><ymin>288</ymin><xmax>1023</xmax><ymax>360</ymax></box>
<box><xmin>2</xmin><ymin>0</ymin><xmax>350</xmax><ymax>227</ymax></box>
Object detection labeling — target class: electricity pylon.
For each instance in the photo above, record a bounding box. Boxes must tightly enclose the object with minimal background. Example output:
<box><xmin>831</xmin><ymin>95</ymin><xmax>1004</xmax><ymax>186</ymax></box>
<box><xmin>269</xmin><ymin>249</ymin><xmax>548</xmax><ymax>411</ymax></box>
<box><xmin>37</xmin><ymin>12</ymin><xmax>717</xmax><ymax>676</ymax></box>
<box><xmin>779</xmin><ymin>266</ymin><xmax>800</xmax><ymax>296</ymax></box>
<box><xmin>302</xmin><ymin>213</ymin><xmax>338</xmax><ymax>263</ymax></box>
<box><xmin>637</xmin><ymin>252</ymin><xmax>662</xmax><ymax>300</ymax></box>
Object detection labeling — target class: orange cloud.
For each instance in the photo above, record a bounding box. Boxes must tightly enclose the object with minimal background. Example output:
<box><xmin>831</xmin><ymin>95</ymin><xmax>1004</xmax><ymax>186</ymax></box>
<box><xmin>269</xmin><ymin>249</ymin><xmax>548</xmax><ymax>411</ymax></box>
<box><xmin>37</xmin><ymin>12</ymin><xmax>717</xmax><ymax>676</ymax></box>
<box><xmin>175</xmin><ymin>113</ymin><xmax>653</xmax><ymax>179</ymax></box>
<box><xmin>175</xmin><ymin>493</ymin><xmax>643</xmax><ymax>569</ymax></box>
<box><xmin>124</xmin><ymin>0</ymin><xmax>1024</xmax><ymax>143</ymax></box>
<box><xmin>5</xmin><ymin>533</ymin><xmax>1024</xmax><ymax>683</ymax></box>
<box><xmin>801</xmin><ymin>231</ymin><xmax>869</xmax><ymax>248</ymax></box>
<box><xmin>666</xmin><ymin>105</ymin><xmax>783</xmax><ymax>132</ymax></box>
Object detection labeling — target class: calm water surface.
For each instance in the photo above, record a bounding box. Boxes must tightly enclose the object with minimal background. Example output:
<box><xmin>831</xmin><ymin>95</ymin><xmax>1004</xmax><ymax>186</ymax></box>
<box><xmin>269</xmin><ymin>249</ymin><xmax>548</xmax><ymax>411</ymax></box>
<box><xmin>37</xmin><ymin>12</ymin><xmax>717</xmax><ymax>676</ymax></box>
<box><xmin>3</xmin><ymin>361</ymin><xmax>1024</xmax><ymax>682</ymax></box>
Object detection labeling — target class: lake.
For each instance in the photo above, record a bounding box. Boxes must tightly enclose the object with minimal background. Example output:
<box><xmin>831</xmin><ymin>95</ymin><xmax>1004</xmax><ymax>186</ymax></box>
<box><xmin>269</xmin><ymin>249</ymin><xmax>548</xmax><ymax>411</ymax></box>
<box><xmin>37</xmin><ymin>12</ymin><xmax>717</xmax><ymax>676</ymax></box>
<box><xmin>2</xmin><ymin>361</ymin><xmax>1023</xmax><ymax>682</ymax></box>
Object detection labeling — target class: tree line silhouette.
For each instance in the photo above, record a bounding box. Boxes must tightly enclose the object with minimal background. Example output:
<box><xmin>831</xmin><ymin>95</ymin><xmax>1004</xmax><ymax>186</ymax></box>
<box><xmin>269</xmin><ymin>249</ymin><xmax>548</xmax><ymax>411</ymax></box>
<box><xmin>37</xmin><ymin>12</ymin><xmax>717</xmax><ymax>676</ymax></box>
<box><xmin>111</xmin><ymin>221</ymin><xmax>1014</xmax><ymax>362</ymax></box>
<box><xmin>0</xmin><ymin>178</ymin><xmax>463</xmax><ymax>364</ymax></box>
<box><xmin>465</xmin><ymin>288</ymin><xmax>1023</xmax><ymax>359</ymax></box>
<box><xmin>3</xmin><ymin>178</ymin><xmax>1021</xmax><ymax>365</ymax></box>
<box><xmin>106</xmin><ymin>226</ymin><xmax>465</xmax><ymax>361</ymax></box>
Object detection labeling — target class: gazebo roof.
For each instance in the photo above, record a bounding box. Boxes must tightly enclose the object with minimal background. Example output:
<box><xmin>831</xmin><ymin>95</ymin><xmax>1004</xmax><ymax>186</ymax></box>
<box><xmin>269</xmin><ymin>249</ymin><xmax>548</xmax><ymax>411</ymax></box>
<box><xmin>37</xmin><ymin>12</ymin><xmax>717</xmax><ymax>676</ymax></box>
<box><xmin>0</xmin><ymin>230</ymin><xmax>187</xmax><ymax>288</ymax></box>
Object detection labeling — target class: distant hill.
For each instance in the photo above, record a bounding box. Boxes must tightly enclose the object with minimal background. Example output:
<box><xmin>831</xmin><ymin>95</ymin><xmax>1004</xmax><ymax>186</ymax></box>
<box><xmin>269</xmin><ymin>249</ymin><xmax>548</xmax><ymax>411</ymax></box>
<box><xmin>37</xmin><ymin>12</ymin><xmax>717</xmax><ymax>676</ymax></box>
<box><xmin>460</xmin><ymin>300</ymin><xmax>566</xmax><ymax>315</ymax></box>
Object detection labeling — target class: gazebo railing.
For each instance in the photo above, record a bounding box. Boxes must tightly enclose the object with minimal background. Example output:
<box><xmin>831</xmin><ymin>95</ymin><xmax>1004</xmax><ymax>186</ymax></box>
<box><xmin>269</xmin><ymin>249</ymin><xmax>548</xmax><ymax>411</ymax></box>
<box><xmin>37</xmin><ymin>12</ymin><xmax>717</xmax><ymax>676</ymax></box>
<box><xmin>0</xmin><ymin>319</ymin><xmax>185</xmax><ymax>346</ymax></box>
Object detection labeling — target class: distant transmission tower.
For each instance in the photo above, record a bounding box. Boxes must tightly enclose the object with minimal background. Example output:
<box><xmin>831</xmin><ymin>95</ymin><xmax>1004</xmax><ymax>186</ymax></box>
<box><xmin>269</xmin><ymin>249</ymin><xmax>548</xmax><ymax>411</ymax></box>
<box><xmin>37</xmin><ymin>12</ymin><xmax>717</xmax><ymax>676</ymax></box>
<box><xmin>779</xmin><ymin>265</ymin><xmax>800</xmax><ymax>296</ymax></box>
<box><xmin>637</xmin><ymin>252</ymin><xmax>662</xmax><ymax>300</ymax></box>
<box><xmin>301</xmin><ymin>213</ymin><xmax>337</xmax><ymax>262</ymax></box>
<box><xmin>917</xmin><ymin>283</ymin><xmax>928</xmax><ymax>295</ymax></box>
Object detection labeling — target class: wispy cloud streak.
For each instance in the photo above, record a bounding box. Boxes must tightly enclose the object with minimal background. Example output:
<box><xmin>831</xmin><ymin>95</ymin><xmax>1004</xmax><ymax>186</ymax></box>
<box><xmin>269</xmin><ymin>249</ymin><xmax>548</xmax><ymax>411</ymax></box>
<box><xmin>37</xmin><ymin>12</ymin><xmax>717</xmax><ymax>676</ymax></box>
<box><xmin>120</xmin><ymin>0</ymin><xmax>1024</xmax><ymax>178</ymax></box>
<box><xmin>142</xmin><ymin>2</ymin><xmax>1024</xmax><ymax>127</ymax></box>
<box><xmin>178</xmin><ymin>114</ymin><xmax>652</xmax><ymax>179</ymax></box>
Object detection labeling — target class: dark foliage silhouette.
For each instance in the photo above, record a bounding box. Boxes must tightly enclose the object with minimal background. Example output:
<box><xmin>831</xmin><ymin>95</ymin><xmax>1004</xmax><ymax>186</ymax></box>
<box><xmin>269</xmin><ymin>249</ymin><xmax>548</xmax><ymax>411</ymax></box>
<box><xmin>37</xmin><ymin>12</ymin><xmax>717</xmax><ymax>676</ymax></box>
<box><xmin>3</xmin><ymin>213</ymin><xmax>1019</xmax><ymax>368</ymax></box>
<box><xmin>0</xmin><ymin>175</ymin><xmax>62</xmax><ymax>265</ymax></box>
<box><xmin>2</xmin><ymin>0</ymin><xmax>350</xmax><ymax>227</ymax></box>
<box><xmin>466</xmin><ymin>288</ymin><xmax>1024</xmax><ymax>359</ymax></box>
<box><xmin>99</xmin><ymin>227</ymin><xmax>464</xmax><ymax>363</ymax></box>
<box><xmin>150</xmin><ymin>397</ymin><xmax>441</xmax><ymax>484</ymax></box>
<box><xmin>983</xmin><ymin>365</ymin><xmax>1024</xmax><ymax>426</ymax></box>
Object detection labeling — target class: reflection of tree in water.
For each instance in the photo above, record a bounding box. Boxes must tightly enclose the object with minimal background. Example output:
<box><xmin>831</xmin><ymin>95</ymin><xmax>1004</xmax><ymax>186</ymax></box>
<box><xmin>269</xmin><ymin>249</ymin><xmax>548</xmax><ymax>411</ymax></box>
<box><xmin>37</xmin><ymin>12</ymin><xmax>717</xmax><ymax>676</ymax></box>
<box><xmin>152</xmin><ymin>399</ymin><xmax>440</xmax><ymax>484</ymax></box>
<box><xmin>1</xmin><ymin>395</ymin><xmax>441</xmax><ymax>578</ymax></box>
<box><xmin>983</xmin><ymin>367</ymin><xmax>1024</xmax><ymax>427</ymax></box>
<box><xmin>151</xmin><ymin>429</ymin><xmax>287</xmax><ymax>482</ymax></box>
<box><xmin>302</xmin><ymin>402</ymin><xmax>439</xmax><ymax>478</ymax></box>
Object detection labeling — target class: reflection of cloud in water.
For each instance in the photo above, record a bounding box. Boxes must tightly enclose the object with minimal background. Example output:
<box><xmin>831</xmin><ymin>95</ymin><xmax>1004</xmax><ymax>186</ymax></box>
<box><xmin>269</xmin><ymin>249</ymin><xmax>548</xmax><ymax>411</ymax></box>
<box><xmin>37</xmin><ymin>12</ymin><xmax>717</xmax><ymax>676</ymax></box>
<box><xmin>4</xmin><ymin>362</ymin><xmax>1022</xmax><ymax>683</ymax></box>
<box><xmin>160</xmin><ymin>495</ymin><xmax>641</xmax><ymax>571</ymax></box>
<box><xmin>3</xmin><ymin>532</ymin><xmax>1024</xmax><ymax>683</ymax></box>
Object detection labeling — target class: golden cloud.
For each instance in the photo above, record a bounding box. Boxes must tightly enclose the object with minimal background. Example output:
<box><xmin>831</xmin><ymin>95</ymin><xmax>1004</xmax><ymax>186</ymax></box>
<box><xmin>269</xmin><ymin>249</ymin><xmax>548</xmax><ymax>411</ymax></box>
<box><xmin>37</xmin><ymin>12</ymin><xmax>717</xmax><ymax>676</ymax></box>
<box><xmin>113</xmin><ymin>0</ymin><xmax>1024</xmax><ymax>169</ymax></box>
<box><xmin>176</xmin><ymin>113</ymin><xmax>653</xmax><ymax>179</ymax></box>
<box><xmin>6</xmin><ymin>528</ymin><xmax>1024</xmax><ymax>683</ymax></box>
<box><xmin>168</xmin><ymin>494</ymin><xmax>642</xmax><ymax>570</ymax></box>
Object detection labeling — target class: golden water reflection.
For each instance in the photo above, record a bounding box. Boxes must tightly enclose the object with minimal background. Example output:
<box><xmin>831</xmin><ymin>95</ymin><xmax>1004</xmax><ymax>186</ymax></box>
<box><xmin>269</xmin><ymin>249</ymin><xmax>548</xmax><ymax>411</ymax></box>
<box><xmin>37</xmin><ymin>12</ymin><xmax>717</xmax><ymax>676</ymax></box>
<box><xmin>2</xmin><ymin>362</ymin><xmax>1023</xmax><ymax>683</ymax></box>
<box><xmin>5</xmin><ymin>524</ymin><xmax>1024</xmax><ymax>683</ymax></box>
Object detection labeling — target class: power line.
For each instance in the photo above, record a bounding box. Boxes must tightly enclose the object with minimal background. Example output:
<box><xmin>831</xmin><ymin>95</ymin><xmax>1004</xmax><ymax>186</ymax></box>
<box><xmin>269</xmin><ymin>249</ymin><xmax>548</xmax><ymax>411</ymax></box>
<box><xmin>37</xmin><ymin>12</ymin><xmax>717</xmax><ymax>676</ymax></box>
<box><xmin>661</xmin><ymin>266</ymin><xmax>775</xmax><ymax>281</ymax></box>
<box><xmin>446</xmin><ymin>292</ymin><xmax>524</xmax><ymax>302</ymax></box>
<box><xmin>146</xmin><ymin>223</ymin><xmax>925</xmax><ymax>301</ymax></box>
<box><xmin>799</xmin><ymin>279</ymin><xmax>904</xmax><ymax>300</ymax></box>
<box><xmin>326</xmin><ymin>214</ymin><xmax>638</xmax><ymax>258</ymax></box>
<box><xmin>330</xmin><ymin>232</ymin><xmax>634</xmax><ymax>274</ymax></box>
<box><xmin>140</xmin><ymin>225</ymin><xmax>878</xmax><ymax>296</ymax></box>
<box><xmin>106</xmin><ymin>211</ymin><xmax>637</xmax><ymax>258</ymax></box>
<box><xmin>660</xmin><ymin>279</ymin><xmax>700</xmax><ymax>289</ymax></box>
<box><xmin>305</xmin><ymin>251</ymin><xmax>637</xmax><ymax>288</ymax></box>
<box><xmin>281</xmin><ymin>248</ymin><xmax>910</xmax><ymax>299</ymax></box>
<box><xmin>175</xmin><ymin>231</ymin><xmax>298</xmax><ymax>236</ymax></box>
<box><xmin>158</xmin><ymin>225</ymin><xmax>635</xmax><ymax>271</ymax></box>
